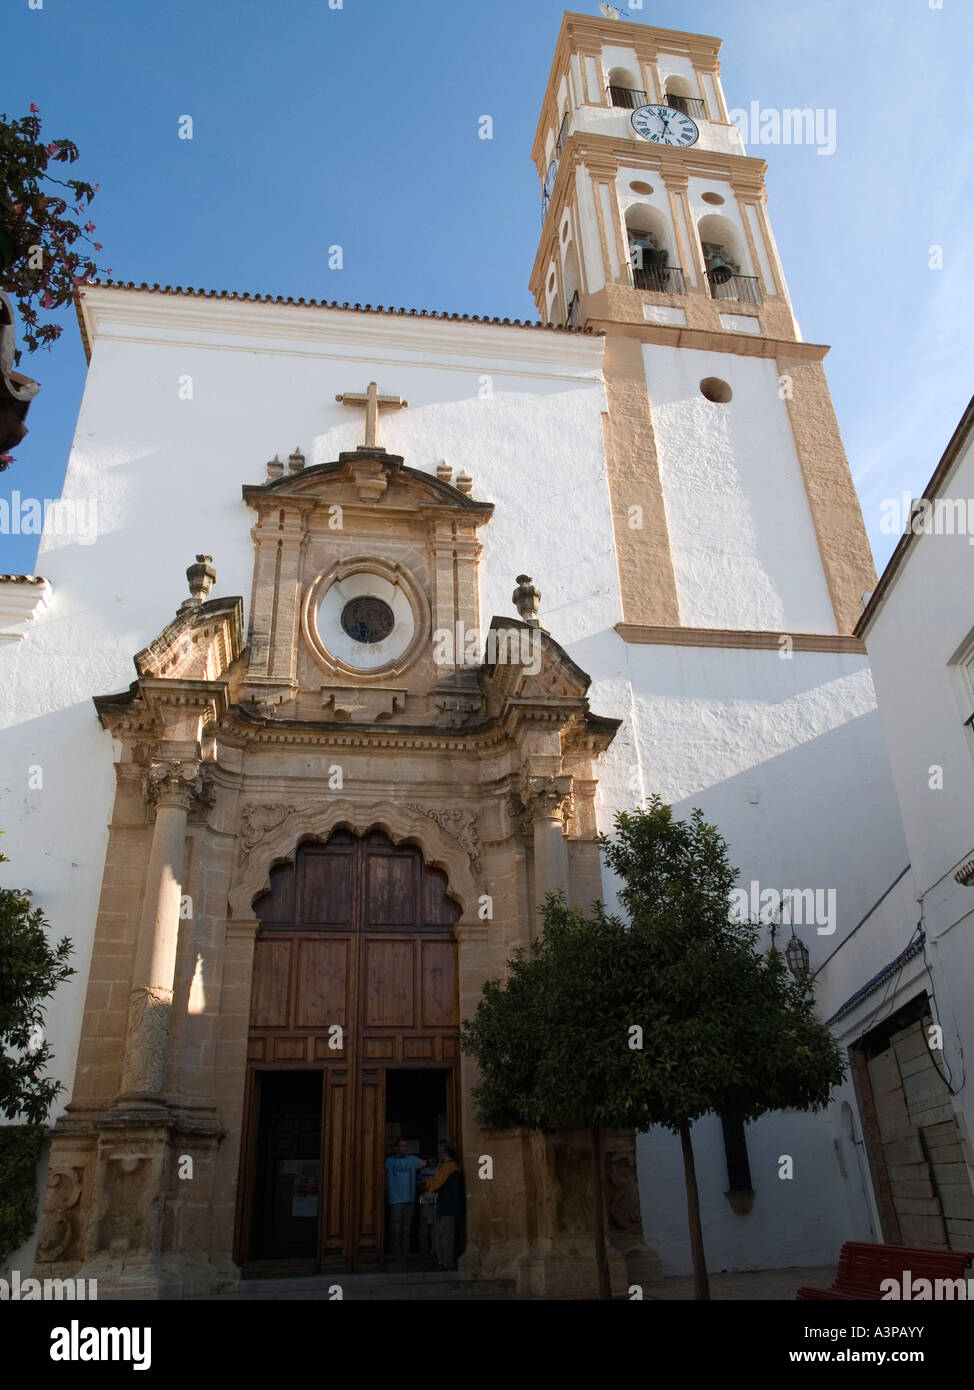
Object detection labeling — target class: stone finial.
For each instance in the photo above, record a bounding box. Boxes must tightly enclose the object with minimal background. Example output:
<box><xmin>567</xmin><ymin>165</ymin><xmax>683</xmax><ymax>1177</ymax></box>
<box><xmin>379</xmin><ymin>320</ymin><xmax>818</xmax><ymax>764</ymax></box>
<box><xmin>266</xmin><ymin>454</ymin><xmax>284</xmax><ymax>480</ymax></box>
<box><xmin>181</xmin><ymin>554</ymin><xmax>216</xmax><ymax>610</ymax></box>
<box><xmin>455</xmin><ymin>469</ymin><xmax>473</xmax><ymax>495</ymax></box>
<box><xmin>436</xmin><ymin>459</ymin><xmax>453</xmax><ymax>483</ymax></box>
<box><xmin>512</xmin><ymin>574</ymin><xmax>541</xmax><ymax>626</ymax></box>
<box><xmin>288</xmin><ymin>447</ymin><xmax>305</xmax><ymax>474</ymax></box>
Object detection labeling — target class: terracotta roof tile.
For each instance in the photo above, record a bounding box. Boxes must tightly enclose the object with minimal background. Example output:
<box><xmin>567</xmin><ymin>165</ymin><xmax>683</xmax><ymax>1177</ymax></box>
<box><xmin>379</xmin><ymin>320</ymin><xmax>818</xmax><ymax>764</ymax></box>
<box><xmin>74</xmin><ymin>280</ymin><xmax>600</xmax><ymax>361</ymax></box>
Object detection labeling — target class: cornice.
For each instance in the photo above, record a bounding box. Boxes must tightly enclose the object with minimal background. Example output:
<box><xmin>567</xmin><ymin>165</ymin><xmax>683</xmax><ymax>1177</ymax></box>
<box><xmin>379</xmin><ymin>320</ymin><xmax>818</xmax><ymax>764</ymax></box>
<box><xmin>0</xmin><ymin>575</ymin><xmax>52</xmax><ymax>641</ymax></box>
<box><xmin>584</xmin><ymin>320</ymin><xmax>828</xmax><ymax>362</ymax></box>
<box><xmin>856</xmin><ymin>392</ymin><xmax>974</xmax><ymax>640</ymax></box>
<box><xmin>243</xmin><ymin>454</ymin><xmax>494</xmax><ymax>522</ymax></box>
<box><xmin>133</xmin><ymin>594</ymin><xmax>245</xmax><ymax>680</ymax></box>
<box><xmin>75</xmin><ymin>283</ymin><xmax>603</xmax><ymax>369</ymax></box>
<box><xmin>615</xmin><ymin>623</ymin><xmax>866</xmax><ymax>654</ymax></box>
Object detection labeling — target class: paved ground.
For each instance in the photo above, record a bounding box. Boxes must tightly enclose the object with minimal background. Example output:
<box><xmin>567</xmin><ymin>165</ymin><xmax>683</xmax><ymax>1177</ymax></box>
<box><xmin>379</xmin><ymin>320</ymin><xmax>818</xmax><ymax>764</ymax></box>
<box><xmin>197</xmin><ymin>1264</ymin><xmax>838</xmax><ymax>1301</ymax></box>
<box><xmin>442</xmin><ymin>1266</ymin><xmax>839</xmax><ymax>1300</ymax></box>
<box><xmin>655</xmin><ymin>1265</ymin><xmax>835</xmax><ymax>1300</ymax></box>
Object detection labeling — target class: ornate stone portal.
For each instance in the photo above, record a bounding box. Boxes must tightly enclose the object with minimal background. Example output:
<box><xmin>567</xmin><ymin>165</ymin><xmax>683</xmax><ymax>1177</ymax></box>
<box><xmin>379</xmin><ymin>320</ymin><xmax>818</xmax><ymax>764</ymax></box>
<box><xmin>33</xmin><ymin>443</ymin><xmax>659</xmax><ymax>1298</ymax></box>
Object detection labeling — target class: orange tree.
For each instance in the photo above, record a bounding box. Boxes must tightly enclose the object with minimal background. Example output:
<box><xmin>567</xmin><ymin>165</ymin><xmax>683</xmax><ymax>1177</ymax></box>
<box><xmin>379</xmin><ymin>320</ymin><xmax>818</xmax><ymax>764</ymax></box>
<box><xmin>461</xmin><ymin>799</ymin><xmax>844</xmax><ymax>1300</ymax></box>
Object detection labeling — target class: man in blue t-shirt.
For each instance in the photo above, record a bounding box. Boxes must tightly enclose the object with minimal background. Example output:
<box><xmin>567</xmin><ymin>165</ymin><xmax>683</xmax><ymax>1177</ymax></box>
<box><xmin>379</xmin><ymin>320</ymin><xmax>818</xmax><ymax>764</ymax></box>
<box><xmin>385</xmin><ymin>1138</ymin><xmax>425</xmax><ymax>1254</ymax></box>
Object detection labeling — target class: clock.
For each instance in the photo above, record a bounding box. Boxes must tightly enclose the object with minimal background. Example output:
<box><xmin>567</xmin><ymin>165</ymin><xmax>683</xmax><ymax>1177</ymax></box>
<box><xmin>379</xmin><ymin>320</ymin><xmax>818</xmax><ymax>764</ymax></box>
<box><xmin>542</xmin><ymin>159</ymin><xmax>558</xmax><ymax>220</ymax></box>
<box><xmin>631</xmin><ymin>104</ymin><xmax>699</xmax><ymax>147</ymax></box>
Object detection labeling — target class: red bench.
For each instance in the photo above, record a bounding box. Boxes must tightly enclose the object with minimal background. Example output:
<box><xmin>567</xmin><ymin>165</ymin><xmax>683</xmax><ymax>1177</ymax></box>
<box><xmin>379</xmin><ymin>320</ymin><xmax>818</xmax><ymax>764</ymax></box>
<box><xmin>796</xmin><ymin>1242</ymin><xmax>974</xmax><ymax>1300</ymax></box>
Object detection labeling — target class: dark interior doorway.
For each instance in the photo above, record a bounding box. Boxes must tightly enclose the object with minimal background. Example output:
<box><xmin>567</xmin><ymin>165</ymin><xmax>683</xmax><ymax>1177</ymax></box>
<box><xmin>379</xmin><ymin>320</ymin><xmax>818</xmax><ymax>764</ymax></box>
<box><xmin>384</xmin><ymin>1069</ymin><xmax>449</xmax><ymax>1259</ymax></box>
<box><xmin>251</xmin><ymin>1071</ymin><xmax>322</xmax><ymax>1262</ymax></box>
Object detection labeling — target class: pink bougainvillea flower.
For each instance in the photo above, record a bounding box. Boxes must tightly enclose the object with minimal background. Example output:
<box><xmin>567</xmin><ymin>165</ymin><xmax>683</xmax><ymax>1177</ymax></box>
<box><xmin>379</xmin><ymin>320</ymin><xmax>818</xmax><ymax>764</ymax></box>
<box><xmin>40</xmin><ymin>293</ymin><xmax>55</xmax><ymax>308</ymax></box>
<box><xmin>83</xmin><ymin>221</ymin><xmax>95</xmax><ymax>232</ymax></box>
<box><xmin>93</xmin><ymin>242</ymin><xmax>102</xmax><ymax>251</ymax></box>
<box><xmin>29</xmin><ymin>102</ymin><xmax>39</xmax><ymax>112</ymax></box>
<box><xmin>46</xmin><ymin>143</ymin><xmax>59</xmax><ymax>155</ymax></box>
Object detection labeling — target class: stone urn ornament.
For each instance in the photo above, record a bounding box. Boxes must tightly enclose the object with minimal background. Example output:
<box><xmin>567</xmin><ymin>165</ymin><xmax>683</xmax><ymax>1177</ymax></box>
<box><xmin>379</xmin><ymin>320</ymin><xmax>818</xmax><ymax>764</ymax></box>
<box><xmin>180</xmin><ymin>554</ymin><xmax>217</xmax><ymax>611</ymax></box>
<box><xmin>512</xmin><ymin>574</ymin><xmax>541</xmax><ymax>627</ymax></box>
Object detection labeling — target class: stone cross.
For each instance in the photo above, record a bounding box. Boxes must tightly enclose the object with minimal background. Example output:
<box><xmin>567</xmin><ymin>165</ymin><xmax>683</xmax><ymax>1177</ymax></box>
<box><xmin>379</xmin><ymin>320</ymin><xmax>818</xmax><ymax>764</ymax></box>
<box><xmin>335</xmin><ymin>380</ymin><xmax>408</xmax><ymax>449</ymax></box>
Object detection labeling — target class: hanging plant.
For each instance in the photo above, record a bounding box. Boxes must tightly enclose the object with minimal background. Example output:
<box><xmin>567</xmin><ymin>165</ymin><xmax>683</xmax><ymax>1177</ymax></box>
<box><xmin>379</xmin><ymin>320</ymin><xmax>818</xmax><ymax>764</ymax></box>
<box><xmin>0</xmin><ymin>106</ymin><xmax>108</xmax><ymax>362</ymax></box>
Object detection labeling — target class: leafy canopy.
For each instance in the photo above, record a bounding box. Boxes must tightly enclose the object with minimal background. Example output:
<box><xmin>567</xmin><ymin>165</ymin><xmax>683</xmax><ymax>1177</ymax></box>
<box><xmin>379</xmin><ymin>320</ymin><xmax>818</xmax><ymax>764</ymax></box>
<box><xmin>461</xmin><ymin>798</ymin><xmax>844</xmax><ymax>1137</ymax></box>
<box><xmin>0</xmin><ymin>106</ymin><xmax>105</xmax><ymax>351</ymax></box>
<box><xmin>0</xmin><ymin>841</ymin><xmax>74</xmax><ymax>1124</ymax></box>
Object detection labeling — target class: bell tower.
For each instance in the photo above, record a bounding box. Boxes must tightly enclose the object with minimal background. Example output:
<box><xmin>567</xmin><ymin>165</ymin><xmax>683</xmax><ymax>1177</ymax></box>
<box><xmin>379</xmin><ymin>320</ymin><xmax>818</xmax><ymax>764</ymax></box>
<box><xmin>529</xmin><ymin>11</ymin><xmax>876</xmax><ymax>638</ymax></box>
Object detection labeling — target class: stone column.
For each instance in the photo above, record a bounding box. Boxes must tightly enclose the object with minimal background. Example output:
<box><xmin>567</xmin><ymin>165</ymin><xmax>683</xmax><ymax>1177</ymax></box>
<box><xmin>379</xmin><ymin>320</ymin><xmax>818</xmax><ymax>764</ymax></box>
<box><xmin>118</xmin><ymin>760</ymin><xmax>209</xmax><ymax>1103</ymax></box>
<box><xmin>525</xmin><ymin>775</ymin><xmax>573</xmax><ymax>920</ymax></box>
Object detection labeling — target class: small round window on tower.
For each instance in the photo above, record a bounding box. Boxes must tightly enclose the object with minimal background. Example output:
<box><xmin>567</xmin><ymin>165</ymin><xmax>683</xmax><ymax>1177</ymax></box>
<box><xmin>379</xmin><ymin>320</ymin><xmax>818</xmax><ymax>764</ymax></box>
<box><xmin>341</xmin><ymin>596</ymin><xmax>395</xmax><ymax>644</ymax></box>
<box><xmin>700</xmin><ymin>377</ymin><xmax>733</xmax><ymax>404</ymax></box>
<box><xmin>701</xmin><ymin>191</ymin><xmax>725</xmax><ymax>206</ymax></box>
<box><xmin>630</xmin><ymin>180</ymin><xmax>654</xmax><ymax>195</ymax></box>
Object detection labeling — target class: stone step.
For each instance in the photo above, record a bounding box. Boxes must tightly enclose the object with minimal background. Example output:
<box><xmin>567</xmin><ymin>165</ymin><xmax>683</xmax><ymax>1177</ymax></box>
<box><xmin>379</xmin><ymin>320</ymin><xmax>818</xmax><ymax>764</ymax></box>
<box><xmin>193</xmin><ymin>1271</ymin><xmax>518</xmax><ymax>1301</ymax></box>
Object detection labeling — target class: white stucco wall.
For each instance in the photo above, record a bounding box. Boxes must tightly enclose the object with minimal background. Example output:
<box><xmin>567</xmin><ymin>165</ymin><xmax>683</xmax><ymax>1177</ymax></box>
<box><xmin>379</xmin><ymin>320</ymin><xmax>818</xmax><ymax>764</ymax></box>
<box><xmin>0</xmin><ymin>292</ymin><xmax>614</xmax><ymax>1123</ymax></box>
<box><xmin>585</xmin><ymin>637</ymin><xmax>908</xmax><ymax>1271</ymax></box>
<box><xmin>858</xmin><ymin>421</ymin><xmax>974</xmax><ymax>1158</ymax></box>
<box><xmin>644</xmin><ymin>342</ymin><xmax>838</xmax><ymax>633</ymax></box>
<box><xmin>0</xmin><ymin>286</ymin><xmax>913</xmax><ymax>1277</ymax></box>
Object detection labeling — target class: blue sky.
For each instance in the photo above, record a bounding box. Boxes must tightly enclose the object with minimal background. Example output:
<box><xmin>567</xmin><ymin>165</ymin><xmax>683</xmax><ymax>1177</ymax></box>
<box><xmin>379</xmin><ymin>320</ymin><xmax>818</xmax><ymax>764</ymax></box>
<box><xmin>3</xmin><ymin>0</ymin><xmax>972</xmax><ymax>579</ymax></box>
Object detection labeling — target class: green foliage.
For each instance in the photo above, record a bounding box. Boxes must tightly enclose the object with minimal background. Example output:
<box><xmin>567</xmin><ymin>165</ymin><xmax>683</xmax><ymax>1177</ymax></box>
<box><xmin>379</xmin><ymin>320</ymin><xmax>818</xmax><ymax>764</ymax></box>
<box><xmin>0</xmin><ymin>107</ymin><xmax>106</xmax><ymax>468</ymax></box>
<box><xmin>461</xmin><ymin>898</ymin><xmax>643</xmax><ymax>1132</ymax></box>
<box><xmin>0</xmin><ymin>839</ymin><xmax>74</xmax><ymax>1124</ymax></box>
<box><xmin>598</xmin><ymin>797</ymin><xmax>845</xmax><ymax>1129</ymax></box>
<box><xmin>461</xmin><ymin>797</ymin><xmax>845</xmax><ymax>1137</ymax></box>
<box><xmin>0</xmin><ymin>1123</ymin><xmax>44</xmax><ymax>1262</ymax></box>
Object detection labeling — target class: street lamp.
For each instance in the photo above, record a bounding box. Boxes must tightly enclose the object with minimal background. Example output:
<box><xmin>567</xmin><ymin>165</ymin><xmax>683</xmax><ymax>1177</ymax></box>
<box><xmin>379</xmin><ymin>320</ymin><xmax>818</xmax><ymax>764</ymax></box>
<box><xmin>784</xmin><ymin>931</ymin><xmax>810</xmax><ymax>978</ymax></box>
<box><xmin>768</xmin><ymin>917</ymin><xmax>810</xmax><ymax>978</ymax></box>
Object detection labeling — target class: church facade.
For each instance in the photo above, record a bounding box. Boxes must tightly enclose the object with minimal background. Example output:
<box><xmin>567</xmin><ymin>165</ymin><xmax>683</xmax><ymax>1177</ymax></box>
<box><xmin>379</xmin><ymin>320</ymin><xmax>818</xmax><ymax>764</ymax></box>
<box><xmin>1</xmin><ymin>12</ymin><xmax>911</xmax><ymax>1296</ymax></box>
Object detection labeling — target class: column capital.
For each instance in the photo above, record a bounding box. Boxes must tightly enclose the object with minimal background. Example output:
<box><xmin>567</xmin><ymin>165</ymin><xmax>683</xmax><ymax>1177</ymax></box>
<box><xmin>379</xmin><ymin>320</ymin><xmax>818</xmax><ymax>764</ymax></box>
<box><xmin>522</xmin><ymin>774</ymin><xmax>574</xmax><ymax>827</ymax></box>
<box><xmin>144</xmin><ymin>759</ymin><xmax>214</xmax><ymax>815</ymax></box>
<box><xmin>659</xmin><ymin>169</ymin><xmax>690</xmax><ymax>192</ymax></box>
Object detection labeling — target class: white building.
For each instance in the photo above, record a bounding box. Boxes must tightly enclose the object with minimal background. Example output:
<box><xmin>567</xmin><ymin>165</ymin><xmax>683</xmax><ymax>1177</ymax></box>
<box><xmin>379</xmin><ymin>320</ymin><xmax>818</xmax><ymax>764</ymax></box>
<box><xmin>0</xmin><ymin>12</ymin><xmax>917</xmax><ymax>1292</ymax></box>
<box><xmin>816</xmin><ymin>396</ymin><xmax>974</xmax><ymax>1255</ymax></box>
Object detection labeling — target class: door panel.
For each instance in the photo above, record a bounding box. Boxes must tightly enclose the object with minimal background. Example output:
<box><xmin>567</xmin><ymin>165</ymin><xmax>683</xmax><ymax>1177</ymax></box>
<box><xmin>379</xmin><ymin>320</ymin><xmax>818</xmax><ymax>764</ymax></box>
<box><xmin>421</xmin><ymin>940</ymin><xmax>458</xmax><ymax>1027</ymax></box>
<box><xmin>294</xmin><ymin>939</ymin><xmax>348</xmax><ymax>1028</ymax></box>
<box><xmin>250</xmin><ymin>939</ymin><xmax>293</xmax><ymax>1028</ymax></box>
<box><xmin>242</xmin><ymin>829</ymin><xmax>461</xmax><ymax>1269</ymax></box>
<box><xmin>365</xmin><ymin>855</ymin><xmax>416</xmax><ymax>926</ymax></box>
<box><xmin>321</xmin><ymin>1071</ymin><xmax>348</xmax><ymax>1260</ymax></box>
<box><xmin>365</xmin><ymin>940</ymin><xmax>415</xmax><ymax>1027</ymax></box>
<box><xmin>356</xmin><ymin>1068</ymin><xmax>385</xmax><ymax>1259</ymax></box>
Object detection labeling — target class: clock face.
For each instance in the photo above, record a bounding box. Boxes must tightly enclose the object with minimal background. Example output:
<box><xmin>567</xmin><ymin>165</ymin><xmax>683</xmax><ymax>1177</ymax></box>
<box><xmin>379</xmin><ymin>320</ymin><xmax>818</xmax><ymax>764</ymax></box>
<box><xmin>631</xmin><ymin>104</ymin><xmax>699</xmax><ymax>147</ymax></box>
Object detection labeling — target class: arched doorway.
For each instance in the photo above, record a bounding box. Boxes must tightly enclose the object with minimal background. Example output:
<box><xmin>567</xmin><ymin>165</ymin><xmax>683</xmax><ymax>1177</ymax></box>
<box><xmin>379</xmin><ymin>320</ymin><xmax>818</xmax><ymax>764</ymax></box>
<box><xmin>235</xmin><ymin>828</ymin><xmax>461</xmax><ymax>1273</ymax></box>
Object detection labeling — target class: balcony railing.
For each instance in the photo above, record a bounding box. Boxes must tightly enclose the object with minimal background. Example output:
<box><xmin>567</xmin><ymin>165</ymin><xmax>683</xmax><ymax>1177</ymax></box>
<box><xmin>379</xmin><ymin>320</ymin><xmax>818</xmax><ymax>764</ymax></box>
<box><xmin>707</xmin><ymin>270</ymin><xmax>762</xmax><ymax>304</ymax></box>
<box><xmin>633</xmin><ymin>265</ymin><xmax>686</xmax><ymax>295</ymax></box>
<box><xmin>555</xmin><ymin>111</ymin><xmax>571</xmax><ymax>151</ymax></box>
<box><xmin>565</xmin><ymin>290</ymin><xmax>580</xmax><ymax>328</ymax></box>
<box><xmin>609</xmin><ymin>85</ymin><xmax>648</xmax><ymax>109</ymax></box>
<box><xmin>665</xmin><ymin>94</ymin><xmax>706</xmax><ymax>119</ymax></box>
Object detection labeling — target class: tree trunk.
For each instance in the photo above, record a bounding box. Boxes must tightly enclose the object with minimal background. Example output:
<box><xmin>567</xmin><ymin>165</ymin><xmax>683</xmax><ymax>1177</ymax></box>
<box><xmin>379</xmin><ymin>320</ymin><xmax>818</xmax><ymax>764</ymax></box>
<box><xmin>679</xmin><ymin>1118</ymin><xmax>710</xmax><ymax>1300</ymax></box>
<box><xmin>592</xmin><ymin>1124</ymin><xmax>612</xmax><ymax>1300</ymax></box>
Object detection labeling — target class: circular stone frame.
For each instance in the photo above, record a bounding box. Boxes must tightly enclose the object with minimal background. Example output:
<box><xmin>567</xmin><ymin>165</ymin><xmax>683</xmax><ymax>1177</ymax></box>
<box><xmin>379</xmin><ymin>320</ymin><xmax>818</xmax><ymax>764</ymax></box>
<box><xmin>301</xmin><ymin>557</ymin><xmax>431</xmax><ymax>681</ymax></box>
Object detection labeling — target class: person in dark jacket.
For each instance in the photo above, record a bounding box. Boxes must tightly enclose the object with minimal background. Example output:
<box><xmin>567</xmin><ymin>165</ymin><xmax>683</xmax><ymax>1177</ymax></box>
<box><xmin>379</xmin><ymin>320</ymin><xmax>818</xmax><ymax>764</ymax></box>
<box><xmin>424</xmin><ymin>1143</ymin><xmax>465</xmax><ymax>1270</ymax></box>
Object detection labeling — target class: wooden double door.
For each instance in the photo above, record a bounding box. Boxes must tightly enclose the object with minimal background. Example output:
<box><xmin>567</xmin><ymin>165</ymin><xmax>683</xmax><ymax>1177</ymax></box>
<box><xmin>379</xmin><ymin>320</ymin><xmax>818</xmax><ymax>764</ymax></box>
<box><xmin>236</xmin><ymin>829</ymin><xmax>461</xmax><ymax>1271</ymax></box>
